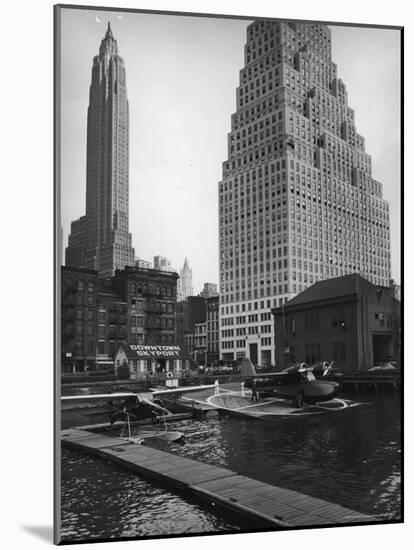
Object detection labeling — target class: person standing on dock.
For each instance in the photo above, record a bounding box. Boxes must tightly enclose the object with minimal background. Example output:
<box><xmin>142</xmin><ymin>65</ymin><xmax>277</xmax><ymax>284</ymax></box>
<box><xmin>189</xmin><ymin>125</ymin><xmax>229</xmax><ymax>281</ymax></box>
<box><xmin>251</xmin><ymin>379</ymin><xmax>259</xmax><ymax>402</ymax></box>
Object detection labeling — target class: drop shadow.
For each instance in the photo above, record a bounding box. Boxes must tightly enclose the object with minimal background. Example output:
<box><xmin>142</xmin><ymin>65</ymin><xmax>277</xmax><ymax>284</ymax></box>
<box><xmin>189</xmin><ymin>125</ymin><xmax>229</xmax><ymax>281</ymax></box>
<box><xmin>21</xmin><ymin>525</ymin><xmax>54</xmax><ymax>543</ymax></box>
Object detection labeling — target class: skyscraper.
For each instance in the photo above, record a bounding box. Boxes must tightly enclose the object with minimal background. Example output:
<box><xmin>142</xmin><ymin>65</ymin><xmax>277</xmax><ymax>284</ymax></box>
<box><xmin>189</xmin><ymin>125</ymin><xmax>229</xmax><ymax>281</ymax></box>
<box><xmin>219</xmin><ymin>21</ymin><xmax>391</xmax><ymax>366</ymax></box>
<box><xmin>66</xmin><ymin>23</ymin><xmax>135</xmax><ymax>277</ymax></box>
<box><xmin>177</xmin><ymin>257</ymin><xmax>194</xmax><ymax>301</ymax></box>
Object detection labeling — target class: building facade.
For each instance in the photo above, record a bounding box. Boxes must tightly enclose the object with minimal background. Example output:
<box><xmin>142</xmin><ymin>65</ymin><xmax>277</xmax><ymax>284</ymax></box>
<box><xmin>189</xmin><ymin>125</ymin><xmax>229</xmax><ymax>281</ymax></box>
<box><xmin>112</xmin><ymin>266</ymin><xmax>178</xmax><ymax>347</ymax></box>
<box><xmin>175</xmin><ymin>296</ymin><xmax>206</xmax><ymax>360</ymax></box>
<box><xmin>135</xmin><ymin>258</ymin><xmax>153</xmax><ymax>269</ymax></box>
<box><xmin>218</xmin><ymin>21</ymin><xmax>391</xmax><ymax>366</ymax></box>
<box><xmin>153</xmin><ymin>255</ymin><xmax>175</xmax><ymax>272</ymax></box>
<box><xmin>206</xmin><ymin>295</ymin><xmax>220</xmax><ymax>365</ymax></box>
<box><xmin>114</xmin><ymin>343</ymin><xmax>187</xmax><ymax>379</ymax></box>
<box><xmin>194</xmin><ymin>322</ymin><xmax>207</xmax><ymax>366</ymax></box>
<box><xmin>61</xmin><ymin>266</ymin><xmax>127</xmax><ymax>373</ymax></box>
<box><xmin>200</xmin><ymin>282</ymin><xmax>219</xmax><ymax>298</ymax></box>
<box><xmin>272</xmin><ymin>274</ymin><xmax>400</xmax><ymax>372</ymax></box>
<box><xmin>177</xmin><ymin>257</ymin><xmax>194</xmax><ymax>301</ymax></box>
<box><xmin>61</xmin><ymin>265</ymin><xmax>178</xmax><ymax>373</ymax></box>
<box><xmin>65</xmin><ymin>23</ymin><xmax>135</xmax><ymax>277</ymax></box>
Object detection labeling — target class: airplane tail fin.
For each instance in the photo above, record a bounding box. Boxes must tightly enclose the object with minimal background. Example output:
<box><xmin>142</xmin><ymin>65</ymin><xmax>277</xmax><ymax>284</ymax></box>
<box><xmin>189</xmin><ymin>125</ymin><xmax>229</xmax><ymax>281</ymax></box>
<box><xmin>240</xmin><ymin>358</ymin><xmax>257</xmax><ymax>377</ymax></box>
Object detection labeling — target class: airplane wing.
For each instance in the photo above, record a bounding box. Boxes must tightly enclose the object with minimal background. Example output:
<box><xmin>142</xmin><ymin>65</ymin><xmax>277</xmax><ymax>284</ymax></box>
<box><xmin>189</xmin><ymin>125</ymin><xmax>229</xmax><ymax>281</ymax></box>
<box><xmin>61</xmin><ymin>384</ymin><xmax>216</xmax><ymax>402</ymax></box>
<box><xmin>149</xmin><ymin>384</ymin><xmax>216</xmax><ymax>396</ymax></box>
<box><xmin>61</xmin><ymin>392</ymin><xmax>136</xmax><ymax>402</ymax></box>
<box><xmin>243</xmin><ymin>372</ymin><xmax>287</xmax><ymax>379</ymax></box>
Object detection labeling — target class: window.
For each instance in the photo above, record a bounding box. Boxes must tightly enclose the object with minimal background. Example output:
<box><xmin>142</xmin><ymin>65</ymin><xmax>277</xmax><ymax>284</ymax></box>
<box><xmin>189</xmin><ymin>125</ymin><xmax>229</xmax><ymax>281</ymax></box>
<box><xmin>305</xmin><ymin>311</ymin><xmax>320</xmax><ymax>330</ymax></box>
<box><xmin>332</xmin><ymin>308</ymin><xmax>345</xmax><ymax>328</ymax></box>
<box><xmin>332</xmin><ymin>341</ymin><xmax>346</xmax><ymax>366</ymax></box>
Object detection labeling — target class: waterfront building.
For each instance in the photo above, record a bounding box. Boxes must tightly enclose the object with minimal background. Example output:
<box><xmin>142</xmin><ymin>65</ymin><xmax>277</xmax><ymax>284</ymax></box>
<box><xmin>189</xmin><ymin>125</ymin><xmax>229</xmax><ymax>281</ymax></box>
<box><xmin>61</xmin><ymin>267</ymin><xmax>98</xmax><ymax>373</ymax></box>
<box><xmin>61</xmin><ymin>265</ymin><xmax>178</xmax><ymax>373</ymax></box>
<box><xmin>112</xmin><ymin>266</ymin><xmax>178</xmax><ymax>347</ymax></box>
<box><xmin>114</xmin><ymin>343</ymin><xmax>188</xmax><ymax>379</ymax></box>
<box><xmin>200</xmin><ymin>282</ymin><xmax>219</xmax><ymax>298</ymax></box>
<box><xmin>206</xmin><ymin>295</ymin><xmax>220</xmax><ymax>365</ymax></box>
<box><xmin>65</xmin><ymin>23</ymin><xmax>135</xmax><ymax>277</ymax></box>
<box><xmin>177</xmin><ymin>257</ymin><xmax>194</xmax><ymax>301</ymax></box>
<box><xmin>218</xmin><ymin>21</ymin><xmax>391</xmax><ymax>366</ymax></box>
<box><xmin>61</xmin><ymin>266</ymin><xmax>127</xmax><ymax>374</ymax></box>
<box><xmin>272</xmin><ymin>273</ymin><xmax>400</xmax><ymax>372</ymax></box>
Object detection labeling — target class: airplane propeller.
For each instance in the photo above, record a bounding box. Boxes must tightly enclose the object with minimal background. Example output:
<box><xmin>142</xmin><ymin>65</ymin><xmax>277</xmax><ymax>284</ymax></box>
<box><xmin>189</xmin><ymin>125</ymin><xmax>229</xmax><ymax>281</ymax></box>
<box><xmin>322</xmin><ymin>361</ymin><xmax>334</xmax><ymax>376</ymax></box>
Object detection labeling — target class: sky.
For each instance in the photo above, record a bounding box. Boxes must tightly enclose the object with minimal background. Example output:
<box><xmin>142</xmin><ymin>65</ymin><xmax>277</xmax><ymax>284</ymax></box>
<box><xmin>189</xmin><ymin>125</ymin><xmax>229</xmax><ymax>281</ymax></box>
<box><xmin>59</xmin><ymin>8</ymin><xmax>401</xmax><ymax>292</ymax></box>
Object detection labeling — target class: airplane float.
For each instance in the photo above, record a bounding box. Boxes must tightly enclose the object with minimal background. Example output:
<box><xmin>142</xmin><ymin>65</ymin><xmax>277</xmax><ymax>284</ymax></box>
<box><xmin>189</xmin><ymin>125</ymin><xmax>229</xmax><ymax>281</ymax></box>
<box><xmin>241</xmin><ymin>359</ymin><xmax>339</xmax><ymax>405</ymax></box>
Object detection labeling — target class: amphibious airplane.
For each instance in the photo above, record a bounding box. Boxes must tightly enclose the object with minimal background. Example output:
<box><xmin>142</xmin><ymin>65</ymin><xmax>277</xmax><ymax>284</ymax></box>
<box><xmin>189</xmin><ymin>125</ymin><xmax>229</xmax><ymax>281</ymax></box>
<box><xmin>241</xmin><ymin>359</ymin><xmax>339</xmax><ymax>405</ymax></box>
<box><xmin>61</xmin><ymin>384</ymin><xmax>216</xmax><ymax>425</ymax></box>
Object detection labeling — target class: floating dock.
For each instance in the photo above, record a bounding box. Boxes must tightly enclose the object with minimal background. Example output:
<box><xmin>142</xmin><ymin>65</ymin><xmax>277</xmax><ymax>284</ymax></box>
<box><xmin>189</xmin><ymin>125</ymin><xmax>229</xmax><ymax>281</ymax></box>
<box><xmin>62</xmin><ymin>428</ymin><xmax>375</xmax><ymax>529</ymax></box>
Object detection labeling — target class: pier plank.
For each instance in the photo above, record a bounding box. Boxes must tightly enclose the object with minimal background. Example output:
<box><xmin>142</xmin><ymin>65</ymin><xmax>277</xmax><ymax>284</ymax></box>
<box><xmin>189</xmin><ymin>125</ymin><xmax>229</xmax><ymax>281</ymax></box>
<box><xmin>62</xmin><ymin>428</ymin><xmax>374</xmax><ymax>529</ymax></box>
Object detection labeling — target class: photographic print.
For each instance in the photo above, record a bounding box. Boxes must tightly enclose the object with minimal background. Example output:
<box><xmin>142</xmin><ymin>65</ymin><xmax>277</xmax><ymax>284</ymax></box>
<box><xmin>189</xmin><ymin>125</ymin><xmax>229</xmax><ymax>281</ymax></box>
<box><xmin>55</xmin><ymin>4</ymin><xmax>402</xmax><ymax>545</ymax></box>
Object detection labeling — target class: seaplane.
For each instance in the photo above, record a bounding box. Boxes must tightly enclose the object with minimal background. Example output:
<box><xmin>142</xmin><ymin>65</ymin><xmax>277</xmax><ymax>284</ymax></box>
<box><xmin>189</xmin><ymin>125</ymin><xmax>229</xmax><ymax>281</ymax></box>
<box><xmin>241</xmin><ymin>359</ymin><xmax>339</xmax><ymax>405</ymax></box>
<box><xmin>194</xmin><ymin>358</ymin><xmax>350</xmax><ymax>419</ymax></box>
<box><xmin>61</xmin><ymin>383</ymin><xmax>216</xmax><ymax>447</ymax></box>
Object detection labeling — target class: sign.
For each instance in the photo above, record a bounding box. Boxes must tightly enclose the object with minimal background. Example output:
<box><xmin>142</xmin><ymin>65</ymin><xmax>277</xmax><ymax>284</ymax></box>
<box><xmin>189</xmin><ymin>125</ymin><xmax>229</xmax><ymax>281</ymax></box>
<box><xmin>128</xmin><ymin>345</ymin><xmax>181</xmax><ymax>358</ymax></box>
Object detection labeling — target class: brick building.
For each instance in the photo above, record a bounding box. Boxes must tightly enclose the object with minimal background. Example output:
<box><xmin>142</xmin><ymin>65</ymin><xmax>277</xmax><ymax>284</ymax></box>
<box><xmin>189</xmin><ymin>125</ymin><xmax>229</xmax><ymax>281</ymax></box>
<box><xmin>61</xmin><ymin>265</ymin><xmax>178</xmax><ymax>373</ymax></box>
<box><xmin>272</xmin><ymin>274</ymin><xmax>400</xmax><ymax>372</ymax></box>
<box><xmin>112</xmin><ymin>266</ymin><xmax>178</xmax><ymax>347</ymax></box>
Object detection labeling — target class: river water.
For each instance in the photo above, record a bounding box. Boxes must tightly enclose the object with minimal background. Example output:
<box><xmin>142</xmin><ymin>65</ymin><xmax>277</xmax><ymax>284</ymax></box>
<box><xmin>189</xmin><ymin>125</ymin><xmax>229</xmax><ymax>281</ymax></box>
<box><xmin>60</xmin><ymin>391</ymin><xmax>401</xmax><ymax>542</ymax></box>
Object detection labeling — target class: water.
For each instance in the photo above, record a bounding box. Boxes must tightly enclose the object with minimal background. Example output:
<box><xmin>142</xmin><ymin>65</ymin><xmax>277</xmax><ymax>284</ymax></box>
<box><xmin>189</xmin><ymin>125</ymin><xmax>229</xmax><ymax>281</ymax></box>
<box><xmin>61</xmin><ymin>391</ymin><xmax>401</xmax><ymax>541</ymax></box>
<box><xmin>60</xmin><ymin>448</ymin><xmax>238</xmax><ymax>543</ymax></box>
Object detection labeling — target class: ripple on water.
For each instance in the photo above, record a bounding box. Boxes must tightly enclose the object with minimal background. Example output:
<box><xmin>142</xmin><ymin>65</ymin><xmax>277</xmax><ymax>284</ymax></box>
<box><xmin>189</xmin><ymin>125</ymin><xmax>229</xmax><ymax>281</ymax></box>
<box><xmin>60</xmin><ymin>448</ymin><xmax>238</xmax><ymax>542</ymax></box>
<box><xmin>61</xmin><ymin>392</ymin><xmax>401</xmax><ymax>541</ymax></box>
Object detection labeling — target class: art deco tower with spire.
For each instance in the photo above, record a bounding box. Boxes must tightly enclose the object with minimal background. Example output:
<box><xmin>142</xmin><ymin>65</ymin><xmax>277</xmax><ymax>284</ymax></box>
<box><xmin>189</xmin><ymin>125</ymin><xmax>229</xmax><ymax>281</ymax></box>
<box><xmin>177</xmin><ymin>258</ymin><xmax>194</xmax><ymax>301</ymax></box>
<box><xmin>66</xmin><ymin>23</ymin><xmax>135</xmax><ymax>277</ymax></box>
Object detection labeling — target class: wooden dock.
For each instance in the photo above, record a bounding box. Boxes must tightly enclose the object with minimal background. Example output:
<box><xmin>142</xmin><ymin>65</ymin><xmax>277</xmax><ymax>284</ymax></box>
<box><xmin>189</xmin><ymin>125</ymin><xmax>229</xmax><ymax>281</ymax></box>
<box><xmin>62</xmin><ymin>428</ymin><xmax>376</xmax><ymax>529</ymax></box>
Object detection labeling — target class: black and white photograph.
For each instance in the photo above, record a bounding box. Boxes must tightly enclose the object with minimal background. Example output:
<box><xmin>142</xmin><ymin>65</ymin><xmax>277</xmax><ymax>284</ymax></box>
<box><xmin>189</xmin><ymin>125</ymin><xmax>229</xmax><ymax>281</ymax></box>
<box><xmin>54</xmin><ymin>3</ymin><xmax>402</xmax><ymax>545</ymax></box>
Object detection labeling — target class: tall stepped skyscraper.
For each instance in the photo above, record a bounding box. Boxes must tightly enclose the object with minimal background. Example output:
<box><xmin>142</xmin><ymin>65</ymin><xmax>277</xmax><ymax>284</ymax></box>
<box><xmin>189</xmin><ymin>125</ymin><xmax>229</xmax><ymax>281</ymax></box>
<box><xmin>177</xmin><ymin>258</ymin><xmax>194</xmax><ymax>301</ymax></box>
<box><xmin>219</xmin><ymin>21</ymin><xmax>391</xmax><ymax>365</ymax></box>
<box><xmin>66</xmin><ymin>23</ymin><xmax>135</xmax><ymax>277</ymax></box>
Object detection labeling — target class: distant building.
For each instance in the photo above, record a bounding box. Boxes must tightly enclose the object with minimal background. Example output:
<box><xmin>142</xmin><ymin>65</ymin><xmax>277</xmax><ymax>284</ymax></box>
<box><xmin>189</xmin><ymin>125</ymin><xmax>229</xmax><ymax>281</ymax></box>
<box><xmin>175</xmin><ymin>296</ymin><xmax>206</xmax><ymax>360</ymax></box>
<box><xmin>153</xmin><ymin>255</ymin><xmax>175</xmax><ymax>272</ymax></box>
<box><xmin>272</xmin><ymin>274</ymin><xmax>401</xmax><ymax>372</ymax></box>
<box><xmin>135</xmin><ymin>258</ymin><xmax>153</xmax><ymax>269</ymax></box>
<box><xmin>177</xmin><ymin>257</ymin><xmax>194</xmax><ymax>301</ymax></box>
<box><xmin>59</xmin><ymin>224</ymin><xmax>64</xmax><ymax>266</ymax></box>
<box><xmin>200</xmin><ymin>282</ymin><xmax>218</xmax><ymax>298</ymax></box>
<box><xmin>388</xmin><ymin>280</ymin><xmax>401</xmax><ymax>302</ymax></box>
<box><xmin>65</xmin><ymin>24</ymin><xmax>135</xmax><ymax>276</ymax></box>
<box><xmin>194</xmin><ymin>322</ymin><xmax>207</xmax><ymax>366</ymax></box>
<box><xmin>65</xmin><ymin>216</ymin><xmax>87</xmax><ymax>269</ymax></box>
<box><xmin>206</xmin><ymin>295</ymin><xmax>220</xmax><ymax>365</ymax></box>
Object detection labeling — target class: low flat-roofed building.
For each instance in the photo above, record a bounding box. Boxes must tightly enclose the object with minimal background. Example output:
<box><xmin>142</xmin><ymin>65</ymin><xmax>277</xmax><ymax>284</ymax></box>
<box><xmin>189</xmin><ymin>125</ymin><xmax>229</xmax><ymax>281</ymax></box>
<box><xmin>272</xmin><ymin>274</ymin><xmax>401</xmax><ymax>372</ymax></box>
<box><xmin>114</xmin><ymin>343</ymin><xmax>189</xmax><ymax>379</ymax></box>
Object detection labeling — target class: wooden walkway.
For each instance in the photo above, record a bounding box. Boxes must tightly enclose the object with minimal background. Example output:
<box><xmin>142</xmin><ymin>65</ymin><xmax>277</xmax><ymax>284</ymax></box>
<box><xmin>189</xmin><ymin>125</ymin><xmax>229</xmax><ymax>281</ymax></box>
<box><xmin>61</xmin><ymin>428</ymin><xmax>376</xmax><ymax>529</ymax></box>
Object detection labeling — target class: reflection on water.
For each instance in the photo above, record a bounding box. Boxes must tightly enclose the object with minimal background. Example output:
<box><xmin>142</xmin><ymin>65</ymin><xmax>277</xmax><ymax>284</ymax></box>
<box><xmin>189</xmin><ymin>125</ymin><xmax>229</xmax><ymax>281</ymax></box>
<box><xmin>61</xmin><ymin>391</ymin><xmax>401</xmax><ymax>541</ymax></box>
<box><xmin>167</xmin><ymin>392</ymin><xmax>401</xmax><ymax>521</ymax></box>
<box><xmin>61</xmin><ymin>448</ymin><xmax>238</xmax><ymax>543</ymax></box>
